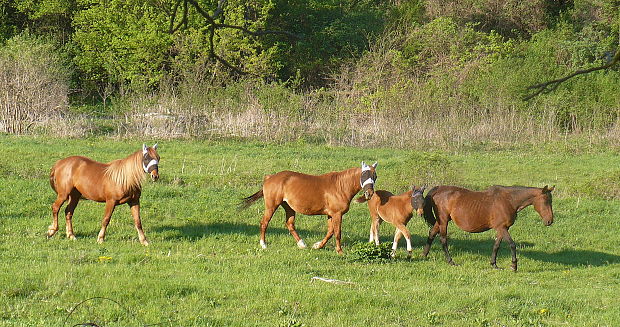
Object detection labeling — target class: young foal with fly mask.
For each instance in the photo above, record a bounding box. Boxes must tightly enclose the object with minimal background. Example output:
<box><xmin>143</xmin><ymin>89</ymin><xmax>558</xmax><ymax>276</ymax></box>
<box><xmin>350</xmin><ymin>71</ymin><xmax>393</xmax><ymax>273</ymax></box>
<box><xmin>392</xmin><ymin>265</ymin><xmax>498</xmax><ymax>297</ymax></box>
<box><xmin>422</xmin><ymin>185</ymin><xmax>554</xmax><ymax>271</ymax></box>
<box><xmin>48</xmin><ymin>144</ymin><xmax>160</xmax><ymax>245</ymax></box>
<box><xmin>240</xmin><ymin>162</ymin><xmax>378</xmax><ymax>254</ymax></box>
<box><xmin>356</xmin><ymin>186</ymin><xmax>425</xmax><ymax>258</ymax></box>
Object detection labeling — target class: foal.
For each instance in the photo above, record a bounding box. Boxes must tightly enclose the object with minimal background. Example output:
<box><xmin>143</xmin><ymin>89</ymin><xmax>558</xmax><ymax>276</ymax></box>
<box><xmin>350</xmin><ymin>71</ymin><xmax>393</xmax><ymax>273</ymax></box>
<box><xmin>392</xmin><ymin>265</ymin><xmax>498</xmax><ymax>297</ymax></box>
<box><xmin>357</xmin><ymin>186</ymin><xmax>425</xmax><ymax>258</ymax></box>
<box><xmin>241</xmin><ymin>162</ymin><xmax>378</xmax><ymax>254</ymax></box>
<box><xmin>48</xmin><ymin>144</ymin><xmax>160</xmax><ymax>245</ymax></box>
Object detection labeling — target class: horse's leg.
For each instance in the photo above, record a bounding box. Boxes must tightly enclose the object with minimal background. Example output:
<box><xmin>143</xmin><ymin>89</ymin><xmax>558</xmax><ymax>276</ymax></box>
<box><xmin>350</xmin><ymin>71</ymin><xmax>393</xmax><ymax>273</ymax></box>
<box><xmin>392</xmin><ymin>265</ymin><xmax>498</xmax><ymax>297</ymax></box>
<box><xmin>97</xmin><ymin>200</ymin><xmax>117</xmax><ymax>244</ymax></box>
<box><xmin>282</xmin><ymin>203</ymin><xmax>305</xmax><ymax>249</ymax></box>
<box><xmin>490</xmin><ymin>229</ymin><xmax>503</xmax><ymax>269</ymax></box>
<box><xmin>259</xmin><ymin>203</ymin><xmax>277</xmax><ymax>249</ymax></box>
<box><xmin>438</xmin><ymin>221</ymin><xmax>457</xmax><ymax>266</ymax></box>
<box><xmin>332</xmin><ymin>213</ymin><xmax>344</xmax><ymax>254</ymax></box>
<box><xmin>375</xmin><ymin>219</ymin><xmax>383</xmax><ymax>245</ymax></box>
<box><xmin>395</xmin><ymin>224</ymin><xmax>413</xmax><ymax>258</ymax></box>
<box><xmin>501</xmin><ymin>228</ymin><xmax>518</xmax><ymax>271</ymax></box>
<box><xmin>128</xmin><ymin>200</ymin><xmax>149</xmax><ymax>246</ymax></box>
<box><xmin>48</xmin><ymin>193</ymin><xmax>68</xmax><ymax>238</ymax></box>
<box><xmin>422</xmin><ymin>223</ymin><xmax>439</xmax><ymax>257</ymax></box>
<box><xmin>391</xmin><ymin>229</ymin><xmax>402</xmax><ymax>258</ymax></box>
<box><xmin>369</xmin><ymin>213</ymin><xmax>381</xmax><ymax>245</ymax></box>
<box><xmin>64</xmin><ymin>193</ymin><xmax>80</xmax><ymax>240</ymax></box>
<box><xmin>313</xmin><ymin>215</ymin><xmax>334</xmax><ymax>250</ymax></box>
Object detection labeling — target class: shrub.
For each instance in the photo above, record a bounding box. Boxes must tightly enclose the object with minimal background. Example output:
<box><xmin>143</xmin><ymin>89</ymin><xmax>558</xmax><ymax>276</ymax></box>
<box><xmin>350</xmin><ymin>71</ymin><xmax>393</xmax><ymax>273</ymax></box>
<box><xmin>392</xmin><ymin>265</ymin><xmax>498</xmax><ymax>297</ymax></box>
<box><xmin>0</xmin><ymin>33</ymin><xmax>71</xmax><ymax>134</ymax></box>
<box><xmin>349</xmin><ymin>242</ymin><xmax>393</xmax><ymax>262</ymax></box>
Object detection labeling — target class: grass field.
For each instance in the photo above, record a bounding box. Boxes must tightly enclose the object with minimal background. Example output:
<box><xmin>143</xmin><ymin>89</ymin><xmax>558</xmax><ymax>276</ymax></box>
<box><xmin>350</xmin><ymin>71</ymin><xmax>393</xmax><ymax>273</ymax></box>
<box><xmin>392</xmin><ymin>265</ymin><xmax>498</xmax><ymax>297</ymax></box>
<box><xmin>1</xmin><ymin>135</ymin><xmax>619</xmax><ymax>326</ymax></box>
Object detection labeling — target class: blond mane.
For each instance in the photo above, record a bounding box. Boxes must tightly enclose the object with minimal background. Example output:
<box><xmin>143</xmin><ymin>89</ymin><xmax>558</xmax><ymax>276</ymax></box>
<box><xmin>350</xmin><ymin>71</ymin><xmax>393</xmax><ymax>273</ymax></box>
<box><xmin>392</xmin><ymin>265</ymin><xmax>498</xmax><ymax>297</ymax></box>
<box><xmin>104</xmin><ymin>150</ymin><xmax>145</xmax><ymax>192</ymax></box>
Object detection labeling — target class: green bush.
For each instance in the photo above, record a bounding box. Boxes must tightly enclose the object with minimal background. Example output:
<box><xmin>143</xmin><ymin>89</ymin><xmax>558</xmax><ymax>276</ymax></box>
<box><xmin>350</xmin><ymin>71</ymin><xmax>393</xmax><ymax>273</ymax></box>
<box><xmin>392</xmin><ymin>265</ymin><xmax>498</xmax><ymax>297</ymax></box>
<box><xmin>349</xmin><ymin>242</ymin><xmax>393</xmax><ymax>262</ymax></box>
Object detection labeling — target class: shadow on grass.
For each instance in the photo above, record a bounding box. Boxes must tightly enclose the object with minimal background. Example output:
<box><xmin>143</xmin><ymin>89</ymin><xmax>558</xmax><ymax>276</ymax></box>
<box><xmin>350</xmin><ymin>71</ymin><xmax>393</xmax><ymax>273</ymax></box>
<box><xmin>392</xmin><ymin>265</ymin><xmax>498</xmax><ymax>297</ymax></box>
<box><xmin>153</xmin><ymin>222</ymin><xmax>325</xmax><ymax>241</ymax></box>
<box><xmin>423</xmin><ymin>237</ymin><xmax>620</xmax><ymax>267</ymax></box>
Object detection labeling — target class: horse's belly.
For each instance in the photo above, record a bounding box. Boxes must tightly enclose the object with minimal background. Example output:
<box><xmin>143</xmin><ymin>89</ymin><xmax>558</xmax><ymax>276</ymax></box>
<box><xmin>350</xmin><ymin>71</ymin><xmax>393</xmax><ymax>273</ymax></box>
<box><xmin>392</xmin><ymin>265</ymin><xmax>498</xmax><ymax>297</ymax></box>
<box><xmin>452</xmin><ymin>216</ymin><xmax>490</xmax><ymax>233</ymax></box>
<box><xmin>285</xmin><ymin>200</ymin><xmax>325</xmax><ymax>216</ymax></box>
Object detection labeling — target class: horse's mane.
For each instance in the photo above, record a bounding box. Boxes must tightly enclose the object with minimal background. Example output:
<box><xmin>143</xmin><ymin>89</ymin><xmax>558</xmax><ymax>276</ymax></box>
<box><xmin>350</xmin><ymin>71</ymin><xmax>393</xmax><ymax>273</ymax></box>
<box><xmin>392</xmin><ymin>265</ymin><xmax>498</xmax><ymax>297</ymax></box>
<box><xmin>104</xmin><ymin>150</ymin><xmax>144</xmax><ymax>192</ymax></box>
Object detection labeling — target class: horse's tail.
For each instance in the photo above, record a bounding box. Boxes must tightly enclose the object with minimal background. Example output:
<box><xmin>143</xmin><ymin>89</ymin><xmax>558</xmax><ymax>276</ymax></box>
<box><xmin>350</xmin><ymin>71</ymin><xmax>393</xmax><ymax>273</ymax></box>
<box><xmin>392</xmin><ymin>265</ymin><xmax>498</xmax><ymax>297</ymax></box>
<box><xmin>422</xmin><ymin>188</ymin><xmax>437</xmax><ymax>227</ymax></box>
<box><xmin>49</xmin><ymin>166</ymin><xmax>58</xmax><ymax>194</ymax></box>
<box><xmin>355</xmin><ymin>195</ymin><xmax>368</xmax><ymax>203</ymax></box>
<box><xmin>239</xmin><ymin>189</ymin><xmax>264</xmax><ymax>210</ymax></box>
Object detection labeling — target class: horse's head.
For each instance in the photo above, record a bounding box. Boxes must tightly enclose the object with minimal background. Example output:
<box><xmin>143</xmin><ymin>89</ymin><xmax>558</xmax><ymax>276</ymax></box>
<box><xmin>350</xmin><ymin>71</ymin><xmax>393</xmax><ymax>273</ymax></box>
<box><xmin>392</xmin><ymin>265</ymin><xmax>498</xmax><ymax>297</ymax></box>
<box><xmin>533</xmin><ymin>185</ymin><xmax>554</xmax><ymax>226</ymax></box>
<box><xmin>411</xmin><ymin>186</ymin><xmax>426</xmax><ymax>216</ymax></box>
<box><xmin>142</xmin><ymin>143</ymin><xmax>160</xmax><ymax>181</ymax></box>
<box><xmin>360</xmin><ymin>161</ymin><xmax>378</xmax><ymax>200</ymax></box>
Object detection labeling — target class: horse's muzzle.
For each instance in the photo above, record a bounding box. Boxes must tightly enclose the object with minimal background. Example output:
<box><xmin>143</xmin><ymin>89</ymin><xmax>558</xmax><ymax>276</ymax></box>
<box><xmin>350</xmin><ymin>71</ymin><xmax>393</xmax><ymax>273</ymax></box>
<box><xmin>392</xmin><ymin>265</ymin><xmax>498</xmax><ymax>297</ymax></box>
<box><xmin>417</xmin><ymin>208</ymin><xmax>424</xmax><ymax>216</ymax></box>
<box><xmin>364</xmin><ymin>189</ymin><xmax>374</xmax><ymax>200</ymax></box>
<box><xmin>150</xmin><ymin>170</ymin><xmax>159</xmax><ymax>181</ymax></box>
<box><xmin>544</xmin><ymin>220</ymin><xmax>553</xmax><ymax>226</ymax></box>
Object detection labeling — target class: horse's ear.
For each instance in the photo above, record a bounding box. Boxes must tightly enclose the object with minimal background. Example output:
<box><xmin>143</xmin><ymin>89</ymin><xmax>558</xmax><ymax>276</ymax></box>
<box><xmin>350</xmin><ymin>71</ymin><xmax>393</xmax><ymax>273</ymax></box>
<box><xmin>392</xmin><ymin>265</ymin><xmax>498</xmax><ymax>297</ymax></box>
<box><xmin>372</xmin><ymin>161</ymin><xmax>378</xmax><ymax>168</ymax></box>
<box><xmin>420</xmin><ymin>186</ymin><xmax>426</xmax><ymax>193</ymax></box>
<box><xmin>542</xmin><ymin>185</ymin><xmax>555</xmax><ymax>193</ymax></box>
<box><xmin>142</xmin><ymin>144</ymin><xmax>148</xmax><ymax>155</ymax></box>
<box><xmin>153</xmin><ymin>143</ymin><xmax>158</xmax><ymax>150</ymax></box>
<box><xmin>361</xmin><ymin>161</ymin><xmax>369</xmax><ymax>169</ymax></box>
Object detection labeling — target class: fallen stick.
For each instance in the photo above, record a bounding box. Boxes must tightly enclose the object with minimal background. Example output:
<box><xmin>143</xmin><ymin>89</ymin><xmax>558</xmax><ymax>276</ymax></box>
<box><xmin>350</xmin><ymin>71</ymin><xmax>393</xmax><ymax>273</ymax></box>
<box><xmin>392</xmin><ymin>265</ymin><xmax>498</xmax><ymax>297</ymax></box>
<box><xmin>311</xmin><ymin>276</ymin><xmax>355</xmax><ymax>285</ymax></box>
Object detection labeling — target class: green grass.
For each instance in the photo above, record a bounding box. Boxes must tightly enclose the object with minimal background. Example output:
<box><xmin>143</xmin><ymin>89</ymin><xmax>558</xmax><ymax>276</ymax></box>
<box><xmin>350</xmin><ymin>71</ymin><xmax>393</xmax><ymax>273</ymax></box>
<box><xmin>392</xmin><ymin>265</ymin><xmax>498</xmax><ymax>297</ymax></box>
<box><xmin>1</xmin><ymin>135</ymin><xmax>619</xmax><ymax>326</ymax></box>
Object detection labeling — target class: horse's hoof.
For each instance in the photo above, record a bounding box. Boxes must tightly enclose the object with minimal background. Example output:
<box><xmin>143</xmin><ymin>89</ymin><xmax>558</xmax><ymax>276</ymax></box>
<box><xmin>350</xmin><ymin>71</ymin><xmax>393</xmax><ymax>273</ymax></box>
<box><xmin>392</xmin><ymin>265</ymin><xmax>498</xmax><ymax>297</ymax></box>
<box><xmin>336</xmin><ymin>249</ymin><xmax>344</xmax><ymax>255</ymax></box>
<box><xmin>260</xmin><ymin>240</ymin><xmax>267</xmax><ymax>249</ymax></box>
<box><xmin>68</xmin><ymin>235</ymin><xmax>77</xmax><ymax>241</ymax></box>
<box><xmin>141</xmin><ymin>240</ymin><xmax>150</xmax><ymax>246</ymax></box>
<box><xmin>312</xmin><ymin>241</ymin><xmax>322</xmax><ymax>249</ymax></box>
<box><xmin>407</xmin><ymin>251</ymin><xmax>412</xmax><ymax>259</ymax></box>
<box><xmin>390</xmin><ymin>250</ymin><xmax>396</xmax><ymax>258</ymax></box>
<box><xmin>97</xmin><ymin>238</ymin><xmax>104</xmax><ymax>244</ymax></box>
<box><xmin>297</xmin><ymin>239</ymin><xmax>307</xmax><ymax>249</ymax></box>
<box><xmin>448</xmin><ymin>261</ymin><xmax>459</xmax><ymax>266</ymax></box>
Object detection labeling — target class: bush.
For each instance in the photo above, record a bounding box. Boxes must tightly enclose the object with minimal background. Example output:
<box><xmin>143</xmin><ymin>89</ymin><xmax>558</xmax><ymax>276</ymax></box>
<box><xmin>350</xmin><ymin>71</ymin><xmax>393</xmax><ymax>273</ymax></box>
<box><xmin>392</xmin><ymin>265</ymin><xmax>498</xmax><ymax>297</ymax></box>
<box><xmin>349</xmin><ymin>242</ymin><xmax>393</xmax><ymax>262</ymax></box>
<box><xmin>0</xmin><ymin>33</ymin><xmax>71</xmax><ymax>134</ymax></box>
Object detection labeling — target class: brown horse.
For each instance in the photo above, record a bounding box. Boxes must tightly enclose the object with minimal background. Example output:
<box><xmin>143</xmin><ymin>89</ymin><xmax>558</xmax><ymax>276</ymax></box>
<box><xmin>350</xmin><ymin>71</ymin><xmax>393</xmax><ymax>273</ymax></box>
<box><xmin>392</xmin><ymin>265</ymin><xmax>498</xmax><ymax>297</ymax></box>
<box><xmin>240</xmin><ymin>162</ymin><xmax>378</xmax><ymax>254</ymax></box>
<box><xmin>356</xmin><ymin>186</ymin><xmax>425</xmax><ymax>258</ymax></box>
<box><xmin>48</xmin><ymin>144</ymin><xmax>160</xmax><ymax>245</ymax></box>
<box><xmin>422</xmin><ymin>185</ymin><xmax>554</xmax><ymax>271</ymax></box>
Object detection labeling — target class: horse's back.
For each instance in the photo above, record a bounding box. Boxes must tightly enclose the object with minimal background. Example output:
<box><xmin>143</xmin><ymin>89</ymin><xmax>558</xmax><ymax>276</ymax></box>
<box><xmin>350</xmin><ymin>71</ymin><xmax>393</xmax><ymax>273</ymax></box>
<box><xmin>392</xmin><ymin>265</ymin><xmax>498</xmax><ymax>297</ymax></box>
<box><xmin>50</xmin><ymin>156</ymin><xmax>107</xmax><ymax>197</ymax></box>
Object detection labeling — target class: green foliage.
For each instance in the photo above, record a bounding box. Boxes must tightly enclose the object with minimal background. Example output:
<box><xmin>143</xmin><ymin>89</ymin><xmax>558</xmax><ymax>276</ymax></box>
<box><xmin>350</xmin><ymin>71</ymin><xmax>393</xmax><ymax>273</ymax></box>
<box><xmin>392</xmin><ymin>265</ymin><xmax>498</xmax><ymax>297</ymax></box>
<box><xmin>349</xmin><ymin>242</ymin><xmax>393</xmax><ymax>262</ymax></box>
<box><xmin>72</xmin><ymin>0</ymin><xmax>172</xmax><ymax>91</ymax></box>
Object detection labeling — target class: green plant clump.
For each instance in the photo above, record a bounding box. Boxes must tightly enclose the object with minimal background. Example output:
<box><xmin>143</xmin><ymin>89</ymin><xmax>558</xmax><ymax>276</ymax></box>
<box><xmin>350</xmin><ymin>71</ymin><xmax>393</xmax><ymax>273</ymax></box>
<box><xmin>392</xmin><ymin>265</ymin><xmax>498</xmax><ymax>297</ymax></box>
<box><xmin>349</xmin><ymin>241</ymin><xmax>393</xmax><ymax>262</ymax></box>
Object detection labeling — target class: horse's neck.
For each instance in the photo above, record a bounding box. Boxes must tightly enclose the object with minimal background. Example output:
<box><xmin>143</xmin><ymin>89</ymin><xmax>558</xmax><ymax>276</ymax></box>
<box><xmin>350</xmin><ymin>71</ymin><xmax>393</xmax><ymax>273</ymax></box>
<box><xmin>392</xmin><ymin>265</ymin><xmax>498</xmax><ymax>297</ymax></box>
<box><xmin>508</xmin><ymin>188</ymin><xmax>537</xmax><ymax>211</ymax></box>
<box><xmin>336</xmin><ymin>168</ymin><xmax>361</xmax><ymax>198</ymax></box>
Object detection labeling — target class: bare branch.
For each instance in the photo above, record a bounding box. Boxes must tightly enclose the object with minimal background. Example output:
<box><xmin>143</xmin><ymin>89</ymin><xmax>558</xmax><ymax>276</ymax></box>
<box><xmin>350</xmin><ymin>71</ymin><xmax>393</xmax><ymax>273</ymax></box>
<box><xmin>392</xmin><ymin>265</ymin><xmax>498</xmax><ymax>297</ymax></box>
<box><xmin>524</xmin><ymin>50</ymin><xmax>620</xmax><ymax>101</ymax></box>
<box><xmin>213</xmin><ymin>22</ymin><xmax>300</xmax><ymax>40</ymax></box>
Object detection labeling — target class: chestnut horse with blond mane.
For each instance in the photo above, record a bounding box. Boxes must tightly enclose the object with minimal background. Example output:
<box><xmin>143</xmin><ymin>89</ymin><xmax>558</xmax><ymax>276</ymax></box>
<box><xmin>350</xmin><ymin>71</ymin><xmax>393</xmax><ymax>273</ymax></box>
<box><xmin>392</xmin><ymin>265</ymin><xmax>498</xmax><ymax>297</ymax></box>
<box><xmin>422</xmin><ymin>185</ymin><xmax>554</xmax><ymax>271</ymax></box>
<box><xmin>241</xmin><ymin>162</ymin><xmax>378</xmax><ymax>254</ymax></box>
<box><xmin>48</xmin><ymin>144</ymin><xmax>160</xmax><ymax>245</ymax></box>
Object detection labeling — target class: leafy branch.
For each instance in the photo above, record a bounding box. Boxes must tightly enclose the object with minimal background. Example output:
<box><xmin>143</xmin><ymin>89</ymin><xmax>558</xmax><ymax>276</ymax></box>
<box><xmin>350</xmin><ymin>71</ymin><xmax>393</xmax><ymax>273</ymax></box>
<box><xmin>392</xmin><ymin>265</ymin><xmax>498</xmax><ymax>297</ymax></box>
<box><xmin>524</xmin><ymin>49</ymin><xmax>620</xmax><ymax>100</ymax></box>
<box><xmin>167</xmin><ymin>0</ymin><xmax>300</xmax><ymax>75</ymax></box>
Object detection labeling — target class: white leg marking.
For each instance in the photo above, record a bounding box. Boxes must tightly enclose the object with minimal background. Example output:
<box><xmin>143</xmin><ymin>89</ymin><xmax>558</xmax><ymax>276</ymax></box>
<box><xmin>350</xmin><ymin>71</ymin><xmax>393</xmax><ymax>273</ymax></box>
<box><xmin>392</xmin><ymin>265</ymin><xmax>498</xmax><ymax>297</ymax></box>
<box><xmin>369</xmin><ymin>229</ymin><xmax>374</xmax><ymax>243</ymax></box>
<box><xmin>297</xmin><ymin>239</ymin><xmax>307</xmax><ymax>249</ymax></box>
<box><xmin>312</xmin><ymin>241</ymin><xmax>322</xmax><ymax>249</ymax></box>
<box><xmin>260</xmin><ymin>239</ymin><xmax>267</xmax><ymax>249</ymax></box>
<box><xmin>406</xmin><ymin>237</ymin><xmax>412</xmax><ymax>252</ymax></box>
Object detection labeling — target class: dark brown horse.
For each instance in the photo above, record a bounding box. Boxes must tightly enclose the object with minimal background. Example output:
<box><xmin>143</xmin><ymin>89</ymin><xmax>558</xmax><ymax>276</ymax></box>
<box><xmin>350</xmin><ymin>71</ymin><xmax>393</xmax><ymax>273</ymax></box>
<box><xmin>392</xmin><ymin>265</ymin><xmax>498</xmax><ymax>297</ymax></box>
<box><xmin>422</xmin><ymin>185</ymin><xmax>554</xmax><ymax>271</ymax></box>
<box><xmin>241</xmin><ymin>162</ymin><xmax>378</xmax><ymax>254</ymax></box>
<box><xmin>48</xmin><ymin>144</ymin><xmax>160</xmax><ymax>245</ymax></box>
<box><xmin>356</xmin><ymin>186</ymin><xmax>425</xmax><ymax>258</ymax></box>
